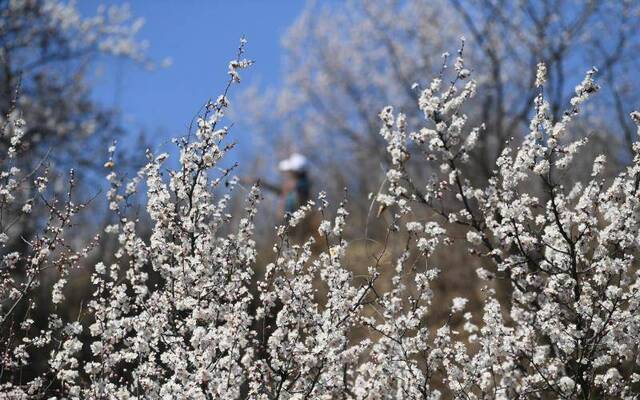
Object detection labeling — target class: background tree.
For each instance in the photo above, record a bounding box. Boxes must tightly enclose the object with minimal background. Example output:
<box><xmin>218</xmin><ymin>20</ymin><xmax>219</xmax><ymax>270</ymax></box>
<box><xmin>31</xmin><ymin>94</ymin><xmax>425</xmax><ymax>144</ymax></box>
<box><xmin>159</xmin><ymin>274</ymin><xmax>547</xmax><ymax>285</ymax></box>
<box><xmin>240</xmin><ymin>0</ymin><xmax>640</xmax><ymax>225</ymax></box>
<box><xmin>0</xmin><ymin>0</ymin><xmax>152</xmax><ymax>254</ymax></box>
<box><xmin>0</xmin><ymin>0</ymin><xmax>152</xmax><ymax>185</ymax></box>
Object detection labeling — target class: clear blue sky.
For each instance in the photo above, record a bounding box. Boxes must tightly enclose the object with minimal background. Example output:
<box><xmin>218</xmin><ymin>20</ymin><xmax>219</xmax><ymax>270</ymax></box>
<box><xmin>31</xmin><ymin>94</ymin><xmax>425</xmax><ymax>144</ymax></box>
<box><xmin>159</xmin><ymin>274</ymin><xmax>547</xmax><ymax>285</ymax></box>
<box><xmin>81</xmin><ymin>1</ymin><xmax>306</xmax><ymax>152</ymax></box>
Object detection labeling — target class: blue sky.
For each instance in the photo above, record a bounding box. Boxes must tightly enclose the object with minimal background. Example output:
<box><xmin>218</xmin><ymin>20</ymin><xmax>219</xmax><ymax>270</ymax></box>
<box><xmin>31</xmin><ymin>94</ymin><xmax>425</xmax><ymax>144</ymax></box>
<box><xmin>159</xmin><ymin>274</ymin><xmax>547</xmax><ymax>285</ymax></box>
<box><xmin>81</xmin><ymin>1</ymin><xmax>305</xmax><ymax>151</ymax></box>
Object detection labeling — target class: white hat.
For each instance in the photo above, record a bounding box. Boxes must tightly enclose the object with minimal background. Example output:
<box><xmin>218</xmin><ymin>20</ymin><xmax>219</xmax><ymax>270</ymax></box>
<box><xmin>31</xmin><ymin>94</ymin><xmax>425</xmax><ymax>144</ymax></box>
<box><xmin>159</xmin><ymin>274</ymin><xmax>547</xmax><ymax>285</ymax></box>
<box><xmin>278</xmin><ymin>153</ymin><xmax>307</xmax><ymax>172</ymax></box>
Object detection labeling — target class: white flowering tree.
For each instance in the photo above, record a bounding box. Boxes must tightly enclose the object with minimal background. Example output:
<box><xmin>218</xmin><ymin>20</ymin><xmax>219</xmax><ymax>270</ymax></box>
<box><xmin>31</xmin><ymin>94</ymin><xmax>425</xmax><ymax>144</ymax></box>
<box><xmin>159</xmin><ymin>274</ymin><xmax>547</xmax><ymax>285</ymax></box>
<box><xmin>368</xmin><ymin>52</ymin><xmax>640</xmax><ymax>398</ymax></box>
<box><xmin>0</xmin><ymin>3</ymin><xmax>153</xmax><ymax>394</ymax></box>
<box><xmin>0</xmin><ymin>94</ymin><xmax>98</xmax><ymax>397</ymax></box>
<box><xmin>2</xmin><ymin>36</ymin><xmax>640</xmax><ymax>399</ymax></box>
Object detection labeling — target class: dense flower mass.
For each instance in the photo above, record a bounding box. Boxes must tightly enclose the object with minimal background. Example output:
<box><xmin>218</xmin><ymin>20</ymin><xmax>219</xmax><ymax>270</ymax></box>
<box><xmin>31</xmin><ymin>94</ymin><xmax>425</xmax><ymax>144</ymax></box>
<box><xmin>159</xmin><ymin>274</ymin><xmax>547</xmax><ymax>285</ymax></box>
<box><xmin>1</xmin><ymin>36</ymin><xmax>640</xmax><ymax>399</ymax></box>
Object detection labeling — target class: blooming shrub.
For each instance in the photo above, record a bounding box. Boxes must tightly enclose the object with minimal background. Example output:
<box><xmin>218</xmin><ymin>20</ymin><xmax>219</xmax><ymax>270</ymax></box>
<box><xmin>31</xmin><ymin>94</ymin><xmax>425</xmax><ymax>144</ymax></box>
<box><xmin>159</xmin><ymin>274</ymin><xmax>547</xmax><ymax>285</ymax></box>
<box><xmin>1</xmin><ymin>38</ymin><xmax>640</xmax><ymax>399</ymax></box>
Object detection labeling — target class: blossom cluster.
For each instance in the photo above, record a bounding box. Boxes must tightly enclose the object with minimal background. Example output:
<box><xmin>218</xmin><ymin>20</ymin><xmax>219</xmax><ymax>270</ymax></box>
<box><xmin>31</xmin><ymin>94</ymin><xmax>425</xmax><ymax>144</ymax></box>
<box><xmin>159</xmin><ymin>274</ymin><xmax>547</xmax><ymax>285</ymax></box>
<box><xmin>1</xmin><ymin>38</ymin><xmax>640</xmax><ymax>399</ymax></box>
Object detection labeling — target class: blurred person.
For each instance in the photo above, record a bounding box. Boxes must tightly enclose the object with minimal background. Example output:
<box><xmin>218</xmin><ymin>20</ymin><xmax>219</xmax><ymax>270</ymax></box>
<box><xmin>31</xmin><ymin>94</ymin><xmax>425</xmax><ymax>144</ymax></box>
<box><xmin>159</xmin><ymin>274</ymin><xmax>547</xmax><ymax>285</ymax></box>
<box><xmin>243</xmin><ymin>153</ymin><xmax>319</xmax><ymax>244</ymax></box>
<box><xmin>241</xmin><ymin>153</ymin><xmax>311</xmax><ymax>222</ymax></box>
<box><xmin>244</xmin><ymin>153</ymin><xmax>311</xmax><ymax>218</ymax></box>
<box><xmin>276</xmin><ymin>153</ymin><xmax>311</xmax><ymax>219</ymax></box>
